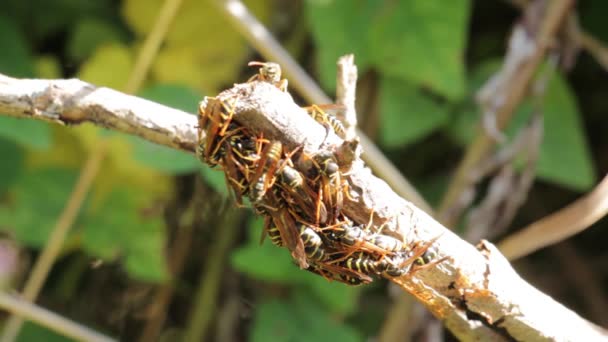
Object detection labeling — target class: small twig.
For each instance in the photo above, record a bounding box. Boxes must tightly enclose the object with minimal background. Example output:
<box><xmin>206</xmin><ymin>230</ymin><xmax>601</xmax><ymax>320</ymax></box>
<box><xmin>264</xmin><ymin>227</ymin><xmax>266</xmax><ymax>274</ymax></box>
<box><xmin>124</xmin><ymin>0</ymin><xmax>184</xmax><ymax>94</ymax></box>
<box><xmin>498</xmin><ymin>172</ymin><xmax>608</xmax><ymax>260</ymax></box>
<box><xmin>212</xmin><ymin>0</ymin><xmax>433</xmax><ymax>215</ymax></box>
<box><xmin>336</xmin><ymin>54</ymin><xmax>358</xmax><ymax>140</ymax></box>
<box><xmin>0</xmin><ymin>292</ymin><xmax>115</xmax><ymax>342</ymax></box>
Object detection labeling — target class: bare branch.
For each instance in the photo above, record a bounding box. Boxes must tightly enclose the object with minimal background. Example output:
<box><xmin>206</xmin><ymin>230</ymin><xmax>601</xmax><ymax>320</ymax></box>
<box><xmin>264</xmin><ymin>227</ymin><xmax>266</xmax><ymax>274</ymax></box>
<box><xmin>336</xmin><ymin>54</ymin><xmax>358</xmax><ymax>140</ymax></box>
<box><xmin>499</xmin><ymin>172</ymin><xmax>608</xmax><ymax>260</ymax></box>
<box><xmin>1</xmin><ymin>74</ymin><xmax>606</xmax><ymax>340</ymax></box>
<box><xmin>0</xmin><ymin>74</ymin><xmax>198</xmax><ymax>153</ymax></box>
<box><xmin>0</xmin><ymin>292</ymin><xmax>115</xmax><ymax>342</ymax></box>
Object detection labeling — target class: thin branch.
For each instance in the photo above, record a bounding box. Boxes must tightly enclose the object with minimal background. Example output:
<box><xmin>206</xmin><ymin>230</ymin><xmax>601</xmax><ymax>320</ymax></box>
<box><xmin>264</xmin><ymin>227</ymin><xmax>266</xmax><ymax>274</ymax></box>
<box><xmin>124</xmin><ymin>0</ymin><xmax>185</xmax><ymax>94</ymax></box>
<box><xmin>498</xmin><ymin>172</ymin><xmax>608</xmax><ymax>260</ymax></box>
<box><xmin>0</xmin><ymin>292</ymin><xmax>116</xmax><ymax>342</ymax></box>
<box><xmin>438</xmin><ymin>0</ymin><xmax>575</xmax><ymax>225</ymax></box>
<box><xmin>1</xmin><ymin>75</ymin><xmax>607</xmax><ymax>340</ymax></box>
<box><xmin>0</xmin><ymin>74</ymin><xmax>198</xmax><ymax>153</ymax></box>
<box><xmin>212</xmin><ymin>0</ymin><xmax>433</xmax><ymax>215</ymax></box>
<box><xmin>336</xmin><ymin>54</ymin><xmax>358</xmax><ymax>140</ymax></box>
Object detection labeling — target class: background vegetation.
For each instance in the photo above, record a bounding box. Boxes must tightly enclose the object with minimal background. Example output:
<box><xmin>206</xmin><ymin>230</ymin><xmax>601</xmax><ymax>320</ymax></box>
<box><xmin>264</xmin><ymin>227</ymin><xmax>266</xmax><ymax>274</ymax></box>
<box><xmin>0</xmin><ymin>0</ymin><xmax>606</xmax><ymax>340</ymax></box>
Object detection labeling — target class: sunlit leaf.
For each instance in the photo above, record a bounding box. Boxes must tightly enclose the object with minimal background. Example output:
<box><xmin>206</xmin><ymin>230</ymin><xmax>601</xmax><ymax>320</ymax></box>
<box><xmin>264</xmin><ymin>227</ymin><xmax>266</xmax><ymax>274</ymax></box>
<box><xmin>130</xmin><ymin>84</ymin><xmax>202</xmax><ymax>173</ymax></box>
<box><xmin>369</xmin><ymin>0</ymin><xmax>470</xmax><ymax>100</ymax></box>
<box><xmin>123</xmin><ymin>0</ymin><xmax>271</xmax><ymax>93</ymax></box>
<box><xmin>380</xmin><ymin>77</ymin><xmax>449</xmax><ymax>147</ymax></box>
<box><xmin>68</xmin><ymin>18</ymin><xmax>127</xmax><ymax>62</ymax></box>
<box><xmin>200</xmin><ymin>167</ymin><xmax>230</xmax><ymax>198</ymax></box>
<box><xmin>78</xmin><ymin>43</ymin><xmax>133</xmax><ymax>90</ymax></box>
<box><xmin>0</xmin><ymin>138</ymin><xmax>24</xmax><ymax>195</ymax></box>
<box><xmin>251</xmin><ymin>293</ymin><xmax>362</xmax><ymax>342</ymax></box>
<box><xmin>306</xmin><ymin>0</ymin><xmax>470</xmax><ymax>99</ymax></box>
<box><xmin>538</xmin><ymin>70</ymin><xmax>595</xmax><ymax>190</ymax></box>
<box><xmin>231</xmin><ymin>218</ymin><xmax>305</xmax><ymax>284</ymax></box>
<box><xmin>0</xmin><ymin>168</ymin><xmax>81</xmax><ymax>247</ymax></box>
<box><xmin>82</xmin><ymin>189</ymin><xmax>168</xmax><ymax>282</ymax></box>
<box><xmin>0</xmin><ymin>117</ymin><xmax>51</xmax><ymax>150</ymax></box>
<box><xmin>18</xmin><ymin>322</ymin><xmax>73</xmax><ymax>342</ymax></box>
<box><xmin>304</xmin><ymin>272</ymin><xmax>360</xmax><ymax>315</ymax></box>
<box><xmin>138</xmin><ymin>84</ymin><xmax>201</xmax><ymax>113</ymax></box>
<box><xmin>0</xmin><ymin>15</ymin><xmax>34</xmax><ymax>77</ymax></box>
<box><xmin>4</xmin><ymin>0</ymin><xmax>115</xmax><ymax>43</ymax></box>
<box><xmin>35</xmin><ymin>55</ymin><xmax>62</xmax><ymax>79</ymax></box>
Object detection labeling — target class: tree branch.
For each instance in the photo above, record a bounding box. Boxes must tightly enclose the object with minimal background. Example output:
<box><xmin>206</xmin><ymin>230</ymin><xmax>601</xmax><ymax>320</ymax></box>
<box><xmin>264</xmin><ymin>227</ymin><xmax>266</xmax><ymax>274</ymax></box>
<box><xmin>1</xmin><ymin>75</ymin><xmax>606</xmax><ymax>340</ymax></box>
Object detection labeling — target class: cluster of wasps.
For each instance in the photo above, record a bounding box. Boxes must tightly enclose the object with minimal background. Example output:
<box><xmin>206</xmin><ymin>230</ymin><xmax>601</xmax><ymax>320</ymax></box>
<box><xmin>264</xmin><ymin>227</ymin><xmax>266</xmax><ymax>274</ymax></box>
<box><xmin>196</xmin><ymin>61</ymin><xmax>441</xmax><ymax>285</ymax></box>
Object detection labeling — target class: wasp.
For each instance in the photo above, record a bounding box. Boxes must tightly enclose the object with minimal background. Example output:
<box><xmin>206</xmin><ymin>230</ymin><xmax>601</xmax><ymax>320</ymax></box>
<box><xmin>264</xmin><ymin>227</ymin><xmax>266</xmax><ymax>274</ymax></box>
<box><xmin>326</xmin><ymin>222</ymin><xmax>404</xmax><ymax>258</ymax></box>
<box><xmin>247</xmin><ymin>61</ymin><xmax>288</xmax><ymax>92</ymax></box>
<box><xmin>261</xmin><ymin>190</ymin><xmax>309</xmax><ymax>269</ymax></box>
<box><xmin>340</xmin><ymin>252</ymin><xmax>405</xmax><ymax>278</ymax></box>
<box><xmin>197</xmin><ymin>96</ymin><xmax>238</xmax><ymax>166</ymax></box>
<box><xmin>304</xmin><ymin>264</ymin><xmax>369</xmax><ymax>286</ymax></box>
<box><xmin>249</xmin><ymin>141</ymin><xmax>283</xmax><ymax>203</ymax></box>
<box><xmin>278</xmin><ymin>165</ymin><xmax>328</xmax><ymax>224</ymax></box>
<box><xmin>303</xmin><ymin>104</ymin><xmax>346</xmax><ymax>138</ymax></box>
<box><xmin>298</xmin><ymin>224</ymin><xmax>326</xmax><ymax>261</ymax></box>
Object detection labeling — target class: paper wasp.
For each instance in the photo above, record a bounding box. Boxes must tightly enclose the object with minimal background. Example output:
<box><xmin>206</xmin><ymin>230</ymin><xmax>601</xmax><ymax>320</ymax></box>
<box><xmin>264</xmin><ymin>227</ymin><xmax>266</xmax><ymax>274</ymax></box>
<box><xmin>303</xmin><ymin>104</ymin><xmax>346</xmax><ymax>138</ymax></box>
<box><xmin>247</xmin><ymin>61</ymin><xmax>288</xmax><ymax>92</ymax></box>
<box><xmin>278</xmin><ymin>165</ymin><xmax>328</xmax><ymax>224</ymax></box>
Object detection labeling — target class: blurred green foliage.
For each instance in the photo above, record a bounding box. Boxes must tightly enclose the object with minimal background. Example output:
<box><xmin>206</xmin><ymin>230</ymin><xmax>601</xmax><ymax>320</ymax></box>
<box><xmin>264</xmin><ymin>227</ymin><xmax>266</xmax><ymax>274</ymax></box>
<box><xmin>0</xmin><ymin>0</ymin><xmax>603</xmax><ymax>340</ymax></box>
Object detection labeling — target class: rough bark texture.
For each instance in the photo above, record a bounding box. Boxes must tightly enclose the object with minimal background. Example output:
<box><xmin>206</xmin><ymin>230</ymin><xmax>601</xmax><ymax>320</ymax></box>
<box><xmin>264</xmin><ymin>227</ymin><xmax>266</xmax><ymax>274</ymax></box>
<box><xmin>0</xmin><ymin>74</ymin><xmax>606</xmax><ymax>341</ymax></box>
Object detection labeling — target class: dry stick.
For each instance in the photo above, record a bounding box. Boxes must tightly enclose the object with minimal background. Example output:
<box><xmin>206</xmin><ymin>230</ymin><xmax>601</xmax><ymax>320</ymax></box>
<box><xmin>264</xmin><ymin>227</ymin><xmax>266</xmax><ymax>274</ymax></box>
<box><xmin>212</xmin><ymin>0</ymin><xmax>433</xmax><ymax>215</ymax></box>
<box><xmin>438</xmin><ymin>0</ymin><xmax>575</xmax><ymax>227</ymax></box>
<box><xmin>1</xmin><ymin>76</ymin><xmax>607</xmax><ymax>340</ymax></box>
<box><xmin>498</xmin><ymin>172</ymin><xmax>608</xmax><ymax>260</ymax></box>
<box><xmin>335</xmin><ymin>54</ymin><xmax>358</xmax><ymax>141</ymax></box>
<box><xmin>0</xmin><ymin>293</ymin><xmax>115</xmax><ymax>342</ymax></box>
<box><xmin>1</xmin><ymin>0</ymin><xmax>184</xmax><ymax>339</ymax></box>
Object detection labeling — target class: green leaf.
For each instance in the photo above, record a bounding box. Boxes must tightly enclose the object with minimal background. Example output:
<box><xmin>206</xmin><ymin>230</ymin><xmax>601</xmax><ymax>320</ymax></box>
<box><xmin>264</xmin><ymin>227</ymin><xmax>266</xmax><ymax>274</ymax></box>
<box><xmin>449</xmin><ymin>59</ymin><xmax>595</xmax><ymax>190</ymax></box>
<box><xmin>306</xmin><ymin>0</ymin><xmax>470</xmax><ymax>99</ymax></box>
<box><xmin>130</xmin><ymin>84</ymin><xmax>202</xmax><ymax>173</ymax></box>
<box><xmin>0</xmin><ymin>14</ymin><xmax>34</xmax><ymax>77</ymax></box>
<box><xmin>537</xmin><ymin>71</ymin><xmax>595</xmax><ymax>190</ymax></box>
<box><xmin>5</xmin><ymin>0</ymin><xmax>116</xmax><ymax>42</ymax></box>
<box><xmin>138</xmin><ymin>84</ymin><xmax>201</xmax><ymax>113</ymax></box>
<box><xmin>231</xmin><ymin>218</ymin><xmax>305</xmax><ymax>284</ymax></box>
<box><xmin>304</xmin><ymin>273</ymin><xmax>361</xmax><ymax>315</ymax></box>
<box><xmin>305</xmin><ymin>1</ymin><xmax>375</xmax><ymax>89</ymax></box>
<box><xmin>68</xmin><ymin>18</ymin><xmax>127</xmax><ymax>62</ymax></box>
<box><xmin>0</xmin><ymin>168</ymin><xmax>81</xmax><ymax>247</ymax></box>
<box><xmin>369</xmin><ymin>0</ymin><xmax>470</xmax><ymax>100</ymax></box>
<box><xmin>130</xmin><ymin>137</ymin><xmax>200</xmax><ymax>174</ymax></box>
<box><xmin>199</xmin><ymin>167</ymin><xmax>230</xmax><ymax>198</ymax></box>
<box><xmin>18</xmin><ymin>322</ymin><xmax>75</xmax><ymax>342</ymax></box>
<box><xmin>0</xmin><ymin>138</ymin><xmax>24</xmax><ymax>194</ymax></box>
<box><xmin>0</xmin><ymin>116</ymin><xmax>52</xmax><ymax>149</ymax></box>
<box><xmin>82</xmin><ymin>190</ymin><xmax>168</xmax><ymax>282</ymax></box>
<box><xmin>380</xmin><ymin>77</ymin><xmax>449</xmax><ymax>147</ymax></box>
<box><xmin>251</xmin><ymin>293</ymin><xmax>362</xmax><ymax>342</ymax></box>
